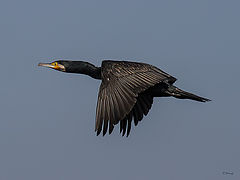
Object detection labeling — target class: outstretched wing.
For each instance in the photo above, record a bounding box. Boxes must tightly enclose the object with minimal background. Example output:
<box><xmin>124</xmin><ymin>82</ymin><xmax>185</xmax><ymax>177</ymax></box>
<box><xmin>95</xmin><ymin>60</ymin><xmax>176</xmax><ymax>136</ymax></box>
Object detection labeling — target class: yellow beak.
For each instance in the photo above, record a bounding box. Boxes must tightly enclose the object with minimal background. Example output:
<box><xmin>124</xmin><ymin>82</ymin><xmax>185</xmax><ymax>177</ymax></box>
<box><xmin>38</xmin><ymin>62</ymin><xmax>65</xmax><ymax>71</ymax></box>
<box><xmin>38</xmin><ymin>63</ymin><xmax>55</xmax><ymax>68</ymax></box>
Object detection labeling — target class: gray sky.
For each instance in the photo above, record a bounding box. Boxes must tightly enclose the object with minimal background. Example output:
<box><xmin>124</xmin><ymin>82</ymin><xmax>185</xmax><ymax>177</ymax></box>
<box><xmin>0</xmin><ymin>0</ymin><xmax>239</xmax><ymax>179</ymax></box>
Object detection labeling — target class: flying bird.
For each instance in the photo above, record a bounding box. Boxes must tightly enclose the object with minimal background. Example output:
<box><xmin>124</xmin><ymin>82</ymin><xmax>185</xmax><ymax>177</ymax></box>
<box><xmin>38</xmin><ymin>60</ymin><xmax>210</xmax><ymax>136</ymax></box>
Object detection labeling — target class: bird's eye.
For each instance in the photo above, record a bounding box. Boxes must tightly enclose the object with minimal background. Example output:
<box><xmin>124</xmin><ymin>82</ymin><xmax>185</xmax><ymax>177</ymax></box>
<box><xmin>51</xmin><ymin>62</ymin><xmax>58</xmax><ymax>66</ymax></box>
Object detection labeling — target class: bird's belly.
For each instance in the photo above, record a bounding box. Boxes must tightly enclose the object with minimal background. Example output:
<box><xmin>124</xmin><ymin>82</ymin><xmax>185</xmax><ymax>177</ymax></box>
<box><xmin>146</xmin><ymin>83</ymin><xmax>170</xmax><ymax>97</ymax></box>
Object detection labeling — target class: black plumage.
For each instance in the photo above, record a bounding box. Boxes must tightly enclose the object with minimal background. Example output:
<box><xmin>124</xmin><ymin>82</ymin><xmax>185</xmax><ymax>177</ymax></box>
<box><xmin>38</xmin><ymin>60</ymin><xmax>210</xmax><ymax>136</ymax></box>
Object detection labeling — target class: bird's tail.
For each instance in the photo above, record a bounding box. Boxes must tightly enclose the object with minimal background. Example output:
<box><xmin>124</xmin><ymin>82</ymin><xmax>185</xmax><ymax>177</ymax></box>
<box><xmin>167</xmin><ymin>86</ymin><xmax>211</xmax><ymax>102</ymax></box>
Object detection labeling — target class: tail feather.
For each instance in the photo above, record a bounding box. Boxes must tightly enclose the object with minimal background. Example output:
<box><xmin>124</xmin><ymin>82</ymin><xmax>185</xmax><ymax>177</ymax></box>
<box><xmin>167</xmin><ymin>86</ymin><xmax>211</xmax><ymax>102</ymax></box>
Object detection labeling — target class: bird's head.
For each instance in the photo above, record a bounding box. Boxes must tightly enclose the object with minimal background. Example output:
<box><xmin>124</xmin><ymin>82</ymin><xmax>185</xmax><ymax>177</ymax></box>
<box><xmin>38</xmin><ymin>60</ymin><xmax>101</xmax><ymax>79</ymax></box>
<box><xmin>38</xmin><ymin>60</ymin><xmax>68</xmax><ymax>72</ymax></box>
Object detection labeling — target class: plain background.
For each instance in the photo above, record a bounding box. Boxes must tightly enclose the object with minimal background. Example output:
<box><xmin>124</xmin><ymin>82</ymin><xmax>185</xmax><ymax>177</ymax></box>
<box><xmin>0</xmin><ymin>0</ymin><xmax>239</xmax><ymax>179</ymax></box>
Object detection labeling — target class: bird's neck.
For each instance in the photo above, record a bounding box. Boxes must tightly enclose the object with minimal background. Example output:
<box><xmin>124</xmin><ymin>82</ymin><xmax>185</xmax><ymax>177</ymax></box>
<box><xmin>67</xmin><ymin>61</ymin><xmax>101</xmax><ymax>80</ymax></box>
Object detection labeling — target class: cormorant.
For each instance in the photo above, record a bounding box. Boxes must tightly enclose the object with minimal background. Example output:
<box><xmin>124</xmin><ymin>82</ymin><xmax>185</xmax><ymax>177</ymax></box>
<box><xmin>38</xmin><ymin>60</ymin><xmax>210</xmax><ymax>136</ymax></box>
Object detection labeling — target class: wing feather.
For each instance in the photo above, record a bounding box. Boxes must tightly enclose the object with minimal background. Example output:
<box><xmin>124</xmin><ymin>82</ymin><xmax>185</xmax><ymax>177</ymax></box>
<box><xmin>127</xmin><ymin>111</ymin><xmax>133</xmax><ymax>137</ymax></box>
<box><xmin>121</xmin><ymin>118</ymin><xmax>127</xmax><ymax>136</ymax></box>
<box><xmin>96</xmin><ymin>90</ymin><xmax>104</xmax><ymax>135</ymax></box>
<box><xmin>103</xmin><ymin>89</ymin><xmax>109</xmax><ymax>136</ymax></box>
